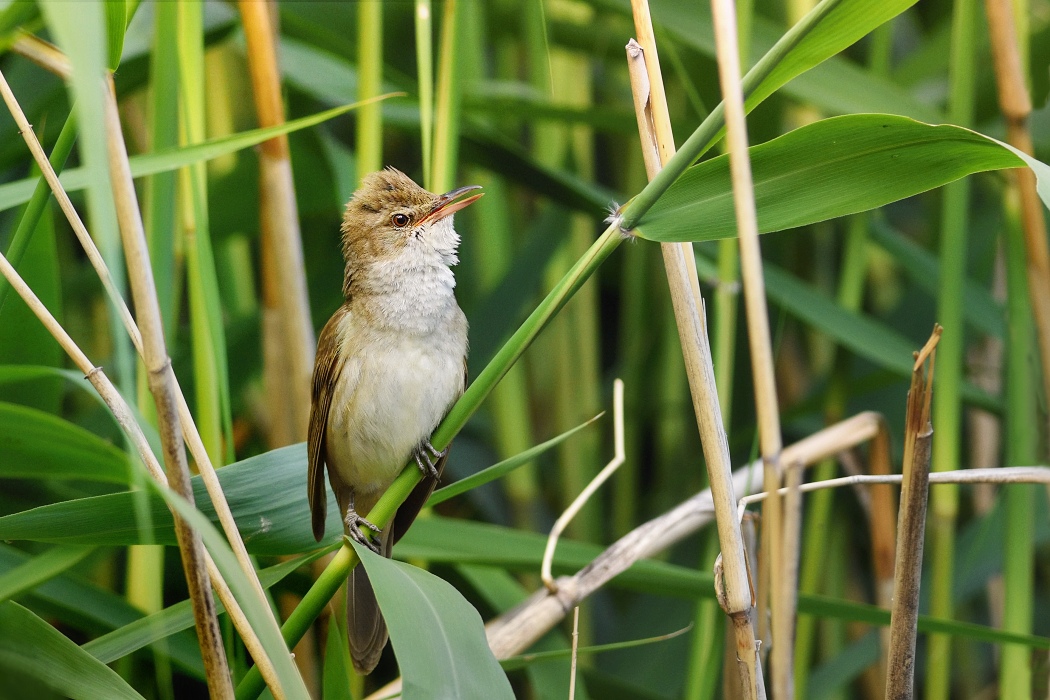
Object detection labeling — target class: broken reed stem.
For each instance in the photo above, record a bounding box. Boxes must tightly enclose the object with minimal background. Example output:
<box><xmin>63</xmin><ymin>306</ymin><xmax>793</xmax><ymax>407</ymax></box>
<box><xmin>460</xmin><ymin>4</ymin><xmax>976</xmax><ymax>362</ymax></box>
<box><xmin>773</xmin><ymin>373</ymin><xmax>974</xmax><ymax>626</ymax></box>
<box><xmin>0</xmin><ymin>60</ymin><xmax>273</xmax><ymax>610</ymax></box>
<box><xmin>983</xmin><ymin>0</ymin><xmax>1050</xmax><ymax>446</ymax></box>
<box><xmin>627</xmin><ymin>2</ymin><xmax>763</xmax><ymax>697</ymax></box>
<box><xmin>238</xmin><ymin>0</ymin><xmax>315</xmax><ymax>446</ymax></box>
<box><xmin>707</xmin><ymin>0</ymin><xmax>790</xmax><ymax>693</ymax></box>
<box><xmin>103</xmin><ymin>73</ymin><xmax>233</xmax><ymax>699</ymax></box>
<box><xmin>542</xmin><ymin>379</ymin><xmax>625</xmax><ymax>591</ymax></box>
<box><xmin>364</xmin><ymin>411</ymin><xmax>884</xmax><ymax>700</ymax></box>
<box><xmin>885</xmin><ymin>326</ymin><xmax>941</xmax><ymax>700</ymax></box>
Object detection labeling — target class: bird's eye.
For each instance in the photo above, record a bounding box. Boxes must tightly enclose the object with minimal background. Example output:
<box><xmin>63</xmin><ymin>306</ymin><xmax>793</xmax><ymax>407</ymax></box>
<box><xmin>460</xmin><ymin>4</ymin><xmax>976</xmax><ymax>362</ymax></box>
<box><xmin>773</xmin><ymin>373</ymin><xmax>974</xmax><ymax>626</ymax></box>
<box><xmin>391</xmin><ymin>213</ymin><xmax>410</xmax><ymax>228</ymax></box>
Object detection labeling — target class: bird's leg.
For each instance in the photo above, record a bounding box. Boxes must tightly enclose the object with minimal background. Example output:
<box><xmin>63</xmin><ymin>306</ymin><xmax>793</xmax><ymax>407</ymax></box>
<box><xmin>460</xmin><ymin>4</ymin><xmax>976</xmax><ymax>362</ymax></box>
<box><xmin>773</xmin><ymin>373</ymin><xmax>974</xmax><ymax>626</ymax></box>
<box><xmin>344</xmin><ymin>494</ymin><xmax>382</xmax><ymax>553</ymax></box>
<box><xmin>413</xmin><ymin>437</ymin><xmax>447</xmax><ymax>480</ymax></box>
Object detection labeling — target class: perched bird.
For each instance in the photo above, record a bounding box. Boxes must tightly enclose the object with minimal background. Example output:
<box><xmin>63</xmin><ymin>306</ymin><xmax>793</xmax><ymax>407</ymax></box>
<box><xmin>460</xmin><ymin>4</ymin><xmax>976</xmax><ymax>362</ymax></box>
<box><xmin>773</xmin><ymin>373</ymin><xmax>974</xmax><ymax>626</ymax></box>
<box><xmin>307</xmin><ymin>168</ymin><xmax>480</xmax><ymax>674</ymax></box>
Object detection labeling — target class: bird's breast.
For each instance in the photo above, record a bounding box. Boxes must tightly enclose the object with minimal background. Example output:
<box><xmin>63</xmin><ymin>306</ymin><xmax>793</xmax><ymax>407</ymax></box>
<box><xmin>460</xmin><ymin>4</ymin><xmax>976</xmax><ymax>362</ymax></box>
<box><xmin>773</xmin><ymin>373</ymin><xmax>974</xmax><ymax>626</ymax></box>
<box><xmin>325</xmin><ymin>310</ymin><xmax>467</xmax><ymax>496</ymax></box>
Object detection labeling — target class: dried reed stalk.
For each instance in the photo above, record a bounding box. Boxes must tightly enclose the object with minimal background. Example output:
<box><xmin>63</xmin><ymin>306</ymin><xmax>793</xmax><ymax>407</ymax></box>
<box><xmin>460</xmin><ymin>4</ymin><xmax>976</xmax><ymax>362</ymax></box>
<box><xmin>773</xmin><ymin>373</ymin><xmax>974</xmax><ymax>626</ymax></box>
<box><xmin>364</xmin><ymin>411</ymin><xmax>886</xmax><ymax>700</ymax></box>
<box><xmin>0</xmin><ymin>56</ymin><xmax>301</xmax><ymax>698</ymax></box>
<box><xmin>7</xmin><ymin>35</ymin><xmax>271</xmax><ymax>614</ymax></box>
<box><xmin>627</xmin><ymin>1</ymin><xmax>764</xmax><ymax>694</ymax></box>
<box><xmin>885</xmin><ymin>326</ymin><xmax>941</xmax><ymax>700</ymax></box>
<box><xmin>103</xmin><ymin>72</ymin><xmax>233</xmax><ymax>698</ymax></box>
<box><xmin>983</xmin><ymin>0</ymin><xmax>1050</xmax><ymax>444</ymax></box>
<box><xmin>707</xmin><ymin>0</ymin><xmax>795</xmax><ymax>692</ymax></box>
<box><xmin>0</xmin><ymin>246</ymin><xmax>301</xmax><ymax>698</ymax></box>
<box><xmin>238</xmin><ymin>0</ymin><xmax>315</xmax><ymax>447</ymax></box>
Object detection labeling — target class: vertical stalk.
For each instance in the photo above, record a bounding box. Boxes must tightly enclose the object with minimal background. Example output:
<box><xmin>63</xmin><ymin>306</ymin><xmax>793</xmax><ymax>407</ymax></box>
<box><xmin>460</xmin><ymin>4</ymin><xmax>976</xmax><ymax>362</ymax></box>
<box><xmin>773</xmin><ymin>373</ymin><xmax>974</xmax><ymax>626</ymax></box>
<box><xmin>431</xmin><ymin>0</ymin><xmax>463</xmax><ymax>193</ymax></box>
<box><xmin>984</xmin><ymin>0</ymin><xmax>1050</xmax><ymax>440</ymax></box>
<box><xmin>926</xmin><ymin>1</ymin><xmax>977</xmax><ymax>697</ymax></box>
<box><xmin>628</xmin><ymin>0</ymin><xmax>764</xmax><ymax>694</ymax></box>
<box><xmin>984</xmin><ymin>1</ymin><xmax>1040</xmax><ymax>694</ymax></box>
<box><xmin>356</xmin><ymin>0</ymin><xmax>382</xmax><ymax>178</ymax></box>
<box><xmin>238</xmin><ymin>0</ymin><xmax>315</xmax><ymax>447</ymax></box>
<box><xmin>415</xmin><ymin>0</ymin><xmax>433</xmax><ymax>184</ymax></box>
<box><xmin>796</xmin><ymin>24</ymin><xmax>892</xmax><ymax>695</ymax></box>
<box><xmin>178</xmin><ymin>0</ymin><xmax>231</xmax><ymax>465</ymax></box>
<box><xmin>886</xmin><ymin>329</ymin><xmax>940</xmax><ymax>700</ymax></box>
<box><xmin>705</xmin><ymin>0</ymin><xmax>790</xmax><ymax>693</ymax></box>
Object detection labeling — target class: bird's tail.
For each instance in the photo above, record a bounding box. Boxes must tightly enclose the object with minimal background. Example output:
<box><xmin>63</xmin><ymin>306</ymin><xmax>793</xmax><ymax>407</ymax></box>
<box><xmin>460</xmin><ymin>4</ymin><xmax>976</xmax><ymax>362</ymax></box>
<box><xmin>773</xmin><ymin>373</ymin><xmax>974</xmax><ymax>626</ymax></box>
<box><xmin>347</xmin><ymin>528</ymin><xmax>391</xmax><ymax>675</ymax></box>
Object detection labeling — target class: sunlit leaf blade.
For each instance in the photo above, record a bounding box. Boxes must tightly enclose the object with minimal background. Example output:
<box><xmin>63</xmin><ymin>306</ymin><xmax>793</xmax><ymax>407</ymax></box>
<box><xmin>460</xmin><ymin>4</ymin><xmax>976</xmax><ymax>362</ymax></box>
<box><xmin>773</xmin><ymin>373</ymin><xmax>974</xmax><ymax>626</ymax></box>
<box><xmin>351</xmin><ymin>541</ymin><xmax>515</xmax><ymax>700</ymax></box>
<box><xmin>633</xmin><ymin>115</ymin><xmax>1041</xmax><ymax>242</ymax></box>
<box><xmin>0</xmin><ymin>601</ymin><xmax>144</xmax><ymax>700</ymax></box>
<box><xmin>0</xmin><ymin>402</ymin><xmax>131</xmax><ymax>483</ymax></box>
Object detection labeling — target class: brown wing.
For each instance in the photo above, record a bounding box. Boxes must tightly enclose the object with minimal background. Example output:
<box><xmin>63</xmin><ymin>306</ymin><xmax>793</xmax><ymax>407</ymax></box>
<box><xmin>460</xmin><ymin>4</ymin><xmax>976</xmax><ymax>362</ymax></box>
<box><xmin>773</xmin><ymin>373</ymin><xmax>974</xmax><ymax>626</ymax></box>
<box><xmin>308</xmin><ymin>304</ymin><xmax>351</xmax><ymax>542</ymax></box>
<box><xmin>390</xmin><ymin>362</ymin><xmax>467</xmax><ymax>545</ymax></box>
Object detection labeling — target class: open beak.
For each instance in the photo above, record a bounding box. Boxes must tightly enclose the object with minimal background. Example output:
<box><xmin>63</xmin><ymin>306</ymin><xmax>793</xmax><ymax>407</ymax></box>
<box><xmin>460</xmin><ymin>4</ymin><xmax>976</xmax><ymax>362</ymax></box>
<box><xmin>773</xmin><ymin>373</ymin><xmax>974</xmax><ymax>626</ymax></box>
<box><xmin>420</xmin><ymin>185</ymin><xmax>483</xmax><ymax>225</ymax></box>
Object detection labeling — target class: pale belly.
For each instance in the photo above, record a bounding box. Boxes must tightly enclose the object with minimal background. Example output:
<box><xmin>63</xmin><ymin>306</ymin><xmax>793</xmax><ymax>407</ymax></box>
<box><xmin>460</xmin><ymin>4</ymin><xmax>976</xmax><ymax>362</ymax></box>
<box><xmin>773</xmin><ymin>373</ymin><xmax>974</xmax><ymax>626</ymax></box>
<box><xmin>325</xmin><ymin>334</ymin><xmax>465</xmax><ymax>497</ymax></box>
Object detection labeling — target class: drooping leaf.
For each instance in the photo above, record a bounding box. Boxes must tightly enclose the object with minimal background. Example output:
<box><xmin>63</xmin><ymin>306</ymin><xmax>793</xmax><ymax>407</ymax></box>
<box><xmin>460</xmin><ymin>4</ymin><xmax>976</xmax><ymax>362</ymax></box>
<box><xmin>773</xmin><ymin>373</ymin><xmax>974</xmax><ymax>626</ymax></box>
<box><xmin>352</xmin><ymin>541</ymin><xmax>515</xmax><ymax>700</ymax></box>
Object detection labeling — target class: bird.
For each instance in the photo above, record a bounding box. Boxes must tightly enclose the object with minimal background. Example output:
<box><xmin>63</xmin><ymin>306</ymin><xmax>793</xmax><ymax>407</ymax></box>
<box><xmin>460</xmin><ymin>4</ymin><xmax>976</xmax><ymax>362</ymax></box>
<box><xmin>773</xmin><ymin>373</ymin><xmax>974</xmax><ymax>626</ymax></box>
<box><xmin>307</xmin><ymin>167</ymin><xmax>480</xmax><ymax>674</ymax></box>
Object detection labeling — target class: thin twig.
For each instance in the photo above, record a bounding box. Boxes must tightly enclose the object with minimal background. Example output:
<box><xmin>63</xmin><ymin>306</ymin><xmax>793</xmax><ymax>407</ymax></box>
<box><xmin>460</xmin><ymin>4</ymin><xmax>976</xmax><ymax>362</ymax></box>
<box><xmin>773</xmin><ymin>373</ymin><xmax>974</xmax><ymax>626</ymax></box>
<box><xmin>885</xmin><ymin>326</ymin><xmax>941</xmax><ymax>700</ymax></box>
<box><xmin>542</xmin><ymin>379</ymin><xmax>625</xmax><ymax>591</ymax></box>
<box><xmin>627</xmin><ymin>2</ymin><xmax>764</xmax><ymax>696</ymax></box>
<box><xmin>737</xmin><ymin>467</ymin><xmax>1050</xmax><ymax>513</ymax></box>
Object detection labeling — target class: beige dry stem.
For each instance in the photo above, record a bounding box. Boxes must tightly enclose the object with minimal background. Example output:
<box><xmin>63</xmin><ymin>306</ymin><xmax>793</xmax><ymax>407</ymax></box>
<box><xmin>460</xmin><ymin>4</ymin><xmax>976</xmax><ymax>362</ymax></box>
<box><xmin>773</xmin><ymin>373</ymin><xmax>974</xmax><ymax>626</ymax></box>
<box><xmin>0</xmin><ymin>57</ymin><xmax>294</xmax><ymax>698</ymax></box>
<box><xmin>626</xmin><ymin>3</ymin><xmax>765</xmax><ymax>695</ymax></box>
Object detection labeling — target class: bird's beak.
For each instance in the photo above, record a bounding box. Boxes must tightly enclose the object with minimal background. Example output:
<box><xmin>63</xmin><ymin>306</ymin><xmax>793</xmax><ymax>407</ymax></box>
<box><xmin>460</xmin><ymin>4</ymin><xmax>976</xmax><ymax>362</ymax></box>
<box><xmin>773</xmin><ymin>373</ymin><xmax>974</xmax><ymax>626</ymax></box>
<box><xmin>420</xmin><ymin>185</ymin><xmax>483</xmax><ymax>225</ymax></box>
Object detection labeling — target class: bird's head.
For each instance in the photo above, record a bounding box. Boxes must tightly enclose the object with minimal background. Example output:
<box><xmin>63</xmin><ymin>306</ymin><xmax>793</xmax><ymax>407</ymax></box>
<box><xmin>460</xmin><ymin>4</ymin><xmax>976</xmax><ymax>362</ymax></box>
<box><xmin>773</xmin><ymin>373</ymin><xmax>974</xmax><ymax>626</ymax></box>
<box><xmin>339</xmin><ymin>168</ymin><xmax>482</xmax><ymax>295</ymax></box>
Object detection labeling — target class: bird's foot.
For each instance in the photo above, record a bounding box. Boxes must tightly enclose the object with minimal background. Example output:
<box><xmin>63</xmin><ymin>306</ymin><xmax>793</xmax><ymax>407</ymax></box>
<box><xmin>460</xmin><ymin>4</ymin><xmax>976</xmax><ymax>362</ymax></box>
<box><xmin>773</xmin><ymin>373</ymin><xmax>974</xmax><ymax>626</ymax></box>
<box><xmin>413</xmin><ymin>438</ymin><xmax>446</xmax><ymax>480</ymax></box>
<box><xmin>344</xmin><ymin>508</ymin><xmax>382</xmax><ymax>554</ymax></box>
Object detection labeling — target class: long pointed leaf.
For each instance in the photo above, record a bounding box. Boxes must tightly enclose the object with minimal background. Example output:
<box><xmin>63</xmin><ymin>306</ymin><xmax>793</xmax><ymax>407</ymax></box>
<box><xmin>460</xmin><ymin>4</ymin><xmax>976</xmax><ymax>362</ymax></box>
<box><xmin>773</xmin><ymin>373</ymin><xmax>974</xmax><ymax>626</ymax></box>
<box><xmin>633</xmin><ymin>115</ymin><xmax>1049</xmax><ymax>242</ymax></box>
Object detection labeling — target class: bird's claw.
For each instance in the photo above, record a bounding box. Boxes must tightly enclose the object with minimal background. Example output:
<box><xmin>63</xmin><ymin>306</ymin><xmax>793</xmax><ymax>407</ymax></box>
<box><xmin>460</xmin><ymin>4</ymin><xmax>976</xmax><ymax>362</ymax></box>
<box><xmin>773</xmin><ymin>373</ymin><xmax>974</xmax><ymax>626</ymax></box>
<box><xmin>344</xmin><ymin>509</ymin><xmax>382</xmax><ymax>553</ymax></box>
<box><xmin>413</xmin><ymin>438</ymin><xmax>446</xmax><ymax>480</ymax></box>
